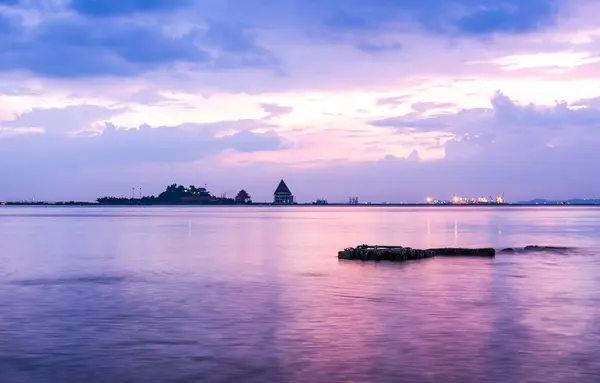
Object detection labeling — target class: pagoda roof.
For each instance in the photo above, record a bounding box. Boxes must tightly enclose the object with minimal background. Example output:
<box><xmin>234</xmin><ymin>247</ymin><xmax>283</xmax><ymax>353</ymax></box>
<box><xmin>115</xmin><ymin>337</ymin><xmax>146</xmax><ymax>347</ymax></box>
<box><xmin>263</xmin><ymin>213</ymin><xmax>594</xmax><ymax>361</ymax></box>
<box><xmin>274</xmin><ymin>179</ymin><xmax>292</xmax><ymax>194</ymax></box>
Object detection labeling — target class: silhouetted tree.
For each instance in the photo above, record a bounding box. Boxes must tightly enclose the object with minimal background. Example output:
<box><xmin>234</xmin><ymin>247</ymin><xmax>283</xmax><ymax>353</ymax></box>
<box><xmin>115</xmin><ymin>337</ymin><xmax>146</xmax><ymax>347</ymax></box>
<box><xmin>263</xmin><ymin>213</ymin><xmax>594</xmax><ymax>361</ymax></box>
<box><xmin>98</xmin><ymin>183</ymin><xmax>237</xmax><ymax>205</ymax></box>
<box><xmin>235</xmin><ymin>189</ymin><xmax>252</xmax><ymax>204</ymax></box>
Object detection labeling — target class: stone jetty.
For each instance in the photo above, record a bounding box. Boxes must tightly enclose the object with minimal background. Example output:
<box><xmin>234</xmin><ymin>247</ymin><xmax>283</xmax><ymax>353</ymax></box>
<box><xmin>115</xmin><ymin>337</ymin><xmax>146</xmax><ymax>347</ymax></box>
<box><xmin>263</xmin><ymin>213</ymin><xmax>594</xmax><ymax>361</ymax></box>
<box><xmin>338</xmin><ymin>245</ymin><xmax>495</xmax><ymax>262</ymax></box>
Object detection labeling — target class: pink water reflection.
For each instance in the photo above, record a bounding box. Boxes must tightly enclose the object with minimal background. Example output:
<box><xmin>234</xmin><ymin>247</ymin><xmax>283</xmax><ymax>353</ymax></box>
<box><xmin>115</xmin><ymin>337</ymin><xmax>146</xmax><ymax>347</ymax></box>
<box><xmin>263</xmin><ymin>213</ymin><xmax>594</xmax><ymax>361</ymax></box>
<box><xmin>0</xmin><ymin>206</ymin><xmax>600</xmax><ymax>381</ymax></box>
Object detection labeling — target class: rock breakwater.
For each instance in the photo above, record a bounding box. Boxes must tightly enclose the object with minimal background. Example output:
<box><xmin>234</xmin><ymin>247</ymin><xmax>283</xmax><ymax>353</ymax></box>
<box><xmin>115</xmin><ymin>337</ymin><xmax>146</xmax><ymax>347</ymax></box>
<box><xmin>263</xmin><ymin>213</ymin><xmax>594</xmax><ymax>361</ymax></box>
<box><xmin>338</xmin><ymin>245</ymin><xmax>495</xmax><ymax>262</ymax></box>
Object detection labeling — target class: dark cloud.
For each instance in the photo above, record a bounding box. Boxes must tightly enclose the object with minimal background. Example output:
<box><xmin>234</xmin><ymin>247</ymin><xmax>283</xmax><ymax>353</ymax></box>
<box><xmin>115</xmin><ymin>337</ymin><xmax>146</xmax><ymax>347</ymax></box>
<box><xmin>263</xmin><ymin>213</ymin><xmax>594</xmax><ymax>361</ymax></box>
<box><xmin>69</xmin><ymin>0</ymin><xmax>189</xmax><ymax>17</ymax></box>
<box><xmin>203</xmin><ymin>22</ymin><xmax>263</xmax><ymax>53</ymax></box>
<box><xmin>0</xmin><ymin>15</ymin><xmax>208</xmax><ymax>77</ymax></box>
<box><xmin>313</xmin><ymin>0</ymin><xmax>559</xmax><ymax>36</ymax></box>
<box><xmin>0</xmin><ymin>0</ymin><xmax>587</xmax><ymax>202</ymax></box>
<box><xmin>456</xmin><ymin>0</ymin><xmax>558</xmax><ymax>35</ymax></box>
<box><xmin>0</xmin><ymin>0</ymin><xmax>564</xmax><ymax>80</ymax></box>
<box><xmin>201</xmin><ymin>23</ymin><xmax>280</xmax><ymax>70</ymax></box>
<box><xmin>0</xmin><ymin>11</ymin><xmax>279</xmax><ymax>77</ymax></box>
<box><xmin>201</xmin><ymin>22</ymin><xmax>280</xmax><ymax>69</ymax></box>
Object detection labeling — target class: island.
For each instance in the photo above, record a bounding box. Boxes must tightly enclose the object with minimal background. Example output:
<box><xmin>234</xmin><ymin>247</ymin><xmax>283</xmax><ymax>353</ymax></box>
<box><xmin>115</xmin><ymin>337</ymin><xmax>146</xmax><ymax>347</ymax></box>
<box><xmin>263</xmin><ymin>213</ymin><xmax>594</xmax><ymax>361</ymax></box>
<box><xmin>97</xmin><ymin>184</ymin><xmax>252</xmax><ymax>205</ymax></box>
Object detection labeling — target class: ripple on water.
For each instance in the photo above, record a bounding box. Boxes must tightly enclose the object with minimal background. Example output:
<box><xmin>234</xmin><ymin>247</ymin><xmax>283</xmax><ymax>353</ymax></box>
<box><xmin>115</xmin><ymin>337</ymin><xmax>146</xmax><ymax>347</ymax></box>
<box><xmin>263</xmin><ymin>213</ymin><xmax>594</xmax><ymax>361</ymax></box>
<box><xmin>9</xmin><ymin>275</ymin><xmax>127</xmax><ymax>286</ymax></box>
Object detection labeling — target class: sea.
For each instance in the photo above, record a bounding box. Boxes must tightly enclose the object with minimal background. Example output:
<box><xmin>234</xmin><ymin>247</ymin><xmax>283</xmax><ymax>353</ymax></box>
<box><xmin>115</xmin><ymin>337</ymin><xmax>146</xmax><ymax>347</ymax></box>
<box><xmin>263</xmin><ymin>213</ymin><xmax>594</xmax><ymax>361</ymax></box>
<box><xmin>1</xmin><ymin>206</ymin><xmax>600</xmax><ymax>382</ymax></box>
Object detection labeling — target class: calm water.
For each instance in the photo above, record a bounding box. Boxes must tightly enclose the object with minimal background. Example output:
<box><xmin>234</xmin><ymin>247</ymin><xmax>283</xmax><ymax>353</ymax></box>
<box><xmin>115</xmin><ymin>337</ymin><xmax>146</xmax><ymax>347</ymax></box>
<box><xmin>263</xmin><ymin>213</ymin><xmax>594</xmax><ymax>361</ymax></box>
<box><xmin>1</xmin><ymin>206</ymin><xmax>600</xmax><ymax>382</ymax></box>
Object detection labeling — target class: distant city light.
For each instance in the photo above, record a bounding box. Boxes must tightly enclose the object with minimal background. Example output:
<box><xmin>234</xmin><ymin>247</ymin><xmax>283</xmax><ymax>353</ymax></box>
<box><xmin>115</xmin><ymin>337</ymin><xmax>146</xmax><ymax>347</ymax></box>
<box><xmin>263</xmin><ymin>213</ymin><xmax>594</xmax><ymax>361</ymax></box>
<box><xmin>425</xmin><ymin>195</ymin><xmax>507</xmax><ymax>205</ymax></box>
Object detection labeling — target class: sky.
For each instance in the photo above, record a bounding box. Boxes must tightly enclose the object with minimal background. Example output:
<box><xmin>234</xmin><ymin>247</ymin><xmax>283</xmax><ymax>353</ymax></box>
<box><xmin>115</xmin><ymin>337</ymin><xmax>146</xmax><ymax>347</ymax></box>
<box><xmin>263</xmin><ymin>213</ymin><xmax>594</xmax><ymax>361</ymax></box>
<box><xmin>1</xmin><ymin>0</ymin><xmax>600</xmax><ymax>203</ymax></box>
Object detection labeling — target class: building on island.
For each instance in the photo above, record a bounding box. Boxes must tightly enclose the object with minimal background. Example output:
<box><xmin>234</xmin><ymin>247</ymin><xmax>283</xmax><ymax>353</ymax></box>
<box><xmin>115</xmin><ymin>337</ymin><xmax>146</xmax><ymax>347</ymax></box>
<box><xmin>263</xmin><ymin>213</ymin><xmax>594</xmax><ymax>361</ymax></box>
<box><xmin>274</xmin><ymin>180</ymin><xmax>294</xmax><ymax>204</ymax></box>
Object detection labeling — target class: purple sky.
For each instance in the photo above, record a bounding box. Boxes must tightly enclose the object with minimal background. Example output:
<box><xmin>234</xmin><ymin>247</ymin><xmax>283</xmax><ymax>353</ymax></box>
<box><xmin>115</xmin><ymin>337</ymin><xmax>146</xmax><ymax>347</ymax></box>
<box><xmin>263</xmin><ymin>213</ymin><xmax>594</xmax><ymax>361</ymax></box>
<box><xmin>1</xmin><ymin>0</ymin><xmax>599</xmax><ymax>203</ymax></box>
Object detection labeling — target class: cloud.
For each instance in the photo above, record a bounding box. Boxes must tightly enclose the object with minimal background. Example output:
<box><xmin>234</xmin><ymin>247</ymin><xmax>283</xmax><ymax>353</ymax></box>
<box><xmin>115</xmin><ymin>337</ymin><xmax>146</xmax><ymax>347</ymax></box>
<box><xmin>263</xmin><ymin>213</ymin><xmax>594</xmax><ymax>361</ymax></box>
<box><xmin>455</xmin><ymin>0</ymin><xmax>558</xmax><ymax>35</ymax></box>
<box><xmin>0</xmin><ymin>15</ymin><xmax>208</xmax><ymax>77</ymax></box>
<box><xmin>187</xmin><ymin>119</ymin><xmax>277</xmax><ymax>135</ymax></box>
<box><xmin>0</xmin><ymin>122</ymin><xmax>285</xmax><ymax>172</ymax></box>
<box><xmin>3</xmin><ymin>90</ymin><xmax>600</xmax><ymax>202</ymax></box>
<box><xmin>324</xmin><ymin>11</ymin><xmax>370</xmax><ymax>30</ymax></box>
<box><xmin>126</xmin><ymin>88</ymin><xmax>178</xmax><ymax>106</ymax></box>
<box><xmin>1</xmin><ymin>100</ymin><xmax>279</xmax><ymax>137</ymax></box>
<box><xmin>192</xmin><ymin>132</ymin><xmax>598</xmax><ymax>203</ymax></box>
<box><xmin>0</xmin><ymin>84</ymin><xmax>38</xmax><ymax>96</ymax></box>
<box><xmin>354</xmin><ymin>41</ymin><xmax>403</xmax><ymax>53</ymax></box>
<box><xmin>411</xmin><ymin>102</ymin><xmax>456</xmax><ymax>113</ymax></box>
<box><xmin>347</xmin><ymin>90</ymin><xmax>600</xmax><ymax>200</ymax></box>
<box><xmin>0</xmin><ymin>0</ymin><xmax>568</xmax><ymax>81</ymax></box>
<box><xmin>371</xmin><ymin>91</ymin><xmax>600</xmax><ymax>137</ymax></box>
<box><xmin>312</xmin><ymin>0</ymin><xmax>561</xmax><ymax>36</ymax></box>
<box><xmin>0</xmin><ymin>0</ymin><xmax>598</xmax><ymax>203</ymax></box>
<box><xmin>3</xmin><ymin>104</ymin><xmax>127</xmax><ymax>133</ymax></box>
<box><xmin>200</xmin><ymin>22</ymin><xmax>280</xmax><ymax>69</ymax></box>
<box><xmin>203</xmin><ymin>22</ymin><xmax>263</xmax><ymax>53</ymax></box>
<box><xmin>69</xmin><ymin>0</ymin><xmax>189</xmax><ymax>17</ymax></box>
<box><xmin>282</xmin><ymin>142</ymin><xmax>600</xmax><ymax>203</ymax></box>
<box><xmin>202</xmin><ymin>90</ymin><xmax>600</xmax><ymax>202</ymax></box>
<box><xmin>223</xmin><ymin>130</ymin><xmax>286</xmax><ymax>152</ymax></box>
<box><xmin>260</xmin><ymin>103</ymin><xmax>293</xmax><ymax>119</ymax></box>
<box><xmin>0</xmin><ymin>14</ymin><xmax>10</xmax><ymax>33</ymax></box>
<box><xmin>371</xmin><ymin>108</ymin><xmax>489</xmax><ymax>133</ymax></box>
<box><xmin>377</xmin><ymin>95</ymin><xmax>410</xmax><ymax>107</ymax></box>
<box><xmin>0</xmin><ymin>10</ymin><xmax>279</xmax><ymax>78</ymax></box>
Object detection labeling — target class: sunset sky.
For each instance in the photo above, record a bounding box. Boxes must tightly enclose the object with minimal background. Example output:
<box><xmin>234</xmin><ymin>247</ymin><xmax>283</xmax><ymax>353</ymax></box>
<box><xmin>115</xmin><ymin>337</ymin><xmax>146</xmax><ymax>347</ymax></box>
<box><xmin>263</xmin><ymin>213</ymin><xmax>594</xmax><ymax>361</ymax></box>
<box><xmin>1</xmin><ymin>0</ymin><xmax>600</xmax><ymax>202</ymax></box>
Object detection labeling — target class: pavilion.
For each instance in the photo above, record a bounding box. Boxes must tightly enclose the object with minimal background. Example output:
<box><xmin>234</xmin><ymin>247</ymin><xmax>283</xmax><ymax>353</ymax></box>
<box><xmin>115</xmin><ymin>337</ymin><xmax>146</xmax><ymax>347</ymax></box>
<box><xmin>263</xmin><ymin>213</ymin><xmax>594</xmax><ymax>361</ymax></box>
<box><xmin>273</xmin><ymin>180</ymin><xmax>294</xmax><ymax>204</ymax></box>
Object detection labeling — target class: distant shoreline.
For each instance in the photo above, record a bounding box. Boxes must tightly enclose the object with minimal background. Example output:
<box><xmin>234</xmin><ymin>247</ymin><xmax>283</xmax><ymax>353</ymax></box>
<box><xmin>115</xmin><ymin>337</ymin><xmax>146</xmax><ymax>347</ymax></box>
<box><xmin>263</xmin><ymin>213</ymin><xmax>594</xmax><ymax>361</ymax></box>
<box><xmin>2</xmin><ymin>202</ymin><xmax>600</xmax><ymax>207</ymax></box>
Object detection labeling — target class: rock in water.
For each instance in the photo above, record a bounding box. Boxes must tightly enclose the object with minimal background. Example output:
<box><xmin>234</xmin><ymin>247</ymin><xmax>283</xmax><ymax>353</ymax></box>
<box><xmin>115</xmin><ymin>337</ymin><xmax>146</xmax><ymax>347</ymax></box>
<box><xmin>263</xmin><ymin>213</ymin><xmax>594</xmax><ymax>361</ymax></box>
<box><xmin>499</xmin><ymin>246</ymin><xmax>572</xmax><ymax>254</ymax></box>
<box><xmin>338</xmin><ymin>245</ymin><xmax>435</xmax><ymax>262</ymax></box>
<box><xmin>524</xmin><ymin>245</ymin><xmax>571</xmax><ymax>253</ymax></box>
<box><xmin>338</xmin><ymin>245</ymin><xmax>494</xmax><ymax>262</ymax></box>
<box><xmin>427</xmin><ymin>248</ymin><xmax>496</xmax><ymax>257</ymax></box>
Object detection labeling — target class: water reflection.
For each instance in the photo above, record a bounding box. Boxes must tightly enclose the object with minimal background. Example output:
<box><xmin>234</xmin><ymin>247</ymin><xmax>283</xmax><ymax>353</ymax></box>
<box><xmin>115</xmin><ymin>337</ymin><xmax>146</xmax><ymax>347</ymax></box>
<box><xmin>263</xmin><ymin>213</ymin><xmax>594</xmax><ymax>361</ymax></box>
<box><xmin>0</xmin><ymin>206</ymin><xmax>600</xmax><ymax>382</ymax></box>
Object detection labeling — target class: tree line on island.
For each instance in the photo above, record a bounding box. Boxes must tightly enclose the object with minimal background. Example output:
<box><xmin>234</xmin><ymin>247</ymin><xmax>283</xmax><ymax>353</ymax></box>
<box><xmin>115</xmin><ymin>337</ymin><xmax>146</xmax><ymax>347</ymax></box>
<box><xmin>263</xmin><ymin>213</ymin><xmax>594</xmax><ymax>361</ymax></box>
<box><xmin>97</xmin><ymin>184</ymin><xmax>252</xmax><ymax>205</ymax></box>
